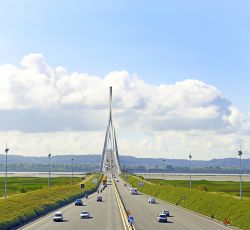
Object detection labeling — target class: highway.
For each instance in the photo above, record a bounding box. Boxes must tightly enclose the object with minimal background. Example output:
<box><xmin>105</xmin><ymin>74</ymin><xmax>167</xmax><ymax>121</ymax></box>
<box><xmin>116</xmin><ymin>176</ymin><xmax>233</xmax><ymax>230</ymax></box>
<box><xmin>19</xmin><ymin>177</ymin><xmax>123</xmax><ymax>230</ymax></box>
<box><xmin>18</xmin><ymin>174</ymin><xmax>236</xmax><ymax>230</ymax></box>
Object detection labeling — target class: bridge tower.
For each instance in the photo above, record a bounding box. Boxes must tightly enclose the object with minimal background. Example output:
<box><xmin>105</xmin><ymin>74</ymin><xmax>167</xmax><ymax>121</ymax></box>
<box><xmin>100</xmin><ymin>86</ymin><xmax>121</xmax><ymax>173</ymax></box>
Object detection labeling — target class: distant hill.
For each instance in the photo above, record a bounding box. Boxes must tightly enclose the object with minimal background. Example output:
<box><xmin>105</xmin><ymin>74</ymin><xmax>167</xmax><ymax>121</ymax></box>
<box><xmin>0</xmin><ymin>154</ymin><xmax>249</xmax><ymax>169</ymax></box>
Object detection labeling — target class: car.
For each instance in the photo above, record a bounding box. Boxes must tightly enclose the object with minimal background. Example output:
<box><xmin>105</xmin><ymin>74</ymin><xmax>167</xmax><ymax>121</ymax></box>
<box><xmin>162</xmin><ymin>209</ymin><xmax>170</xmax><ymax>216</ymax></box>
<box><xmin>53</xmin><ymin>211</ymin><xmax>63</xmax><ymax>222</ymax></box>
<box><xmin>80</xmin><ymin>211</ymin><xmax>90</xmax><ymax>218</ymax></box>
<box><xmin>75</xmin><ymin>199</ymin><xmax>83</xmax><ymax>206</ymax></box>
<box><xmin>130</xmin><ymin>188</ymin><xmax>138</xmax><ymax>195</ymax></box>
<box><xmin>157</xmin><ymin>213</ymin><xmax>167</xmax><ymax>223</ymax></box>
<box><xmin>97</xmin><ymin>196</ymin><xmax>102</xmax><ymax>202</ymax></box>
<box><xmin>116</xmin><ymin>179</ymin><xmax>119</xmax><ymax>182</ymax></box>
<box><xmin>148</xmin><ymin>197</ymin><xmax>156</xmax><ymax>203</ymax></box>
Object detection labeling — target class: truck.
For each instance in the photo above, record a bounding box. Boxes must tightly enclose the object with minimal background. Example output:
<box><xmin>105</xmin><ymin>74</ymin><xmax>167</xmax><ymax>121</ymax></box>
<box><xmin>102</xmin><ymin>175</ymin><xmax>107</xmax><ymax>185</ymax></box>
<box><xmin>130</xmin><ymin>188</ymin><xmax>138</xmax><ymax>195</ymax></box>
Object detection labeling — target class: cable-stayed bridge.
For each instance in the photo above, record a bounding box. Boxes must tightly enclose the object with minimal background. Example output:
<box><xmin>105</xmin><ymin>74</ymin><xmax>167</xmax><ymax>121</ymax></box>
<box><xmin>19</xmin><ymin>87</ymin><xmax>230</xmax><ymax>230</ymax></box>
<box><xmin>100</xmin><ymin>86</ymin><xmax>121</xmax><ymax>174</ymax></box>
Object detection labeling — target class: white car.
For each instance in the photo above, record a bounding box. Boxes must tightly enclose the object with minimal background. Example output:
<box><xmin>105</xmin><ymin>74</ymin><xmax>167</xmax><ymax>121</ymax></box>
<box><xmin>148</xmin><ymin>197</ymin><xmax>156</xmax><ymax>203</ymax></box>
<box><xmin>157</xmin><ymin>213</ymin><xmax>167</xmax><ymax>223</ymax></box>
<box><xmin>53</xmin><ymin>211</ymin><xmax>63</xmax><ymax>222</ymax></box>
<box><xmin>162</xmin><ymin>209</ymin><xmax>170</xmax><ymax>216</ymax></box>
<box><xmin>80</xmin><ymin>211</ymin><xmax>90</xmax><ymax>218</ymax></box>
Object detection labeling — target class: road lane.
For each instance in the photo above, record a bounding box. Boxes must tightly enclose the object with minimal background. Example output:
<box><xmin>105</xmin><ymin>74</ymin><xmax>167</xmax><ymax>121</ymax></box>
<box><xmin>116</xmin><ymin>176</ymin><xmax>234</xmax><ymax>230</ymax></box>
<box><xmin>19</xmin><ymin>177</ymin><xmax>124</xmax><ymax>230</ymax></box>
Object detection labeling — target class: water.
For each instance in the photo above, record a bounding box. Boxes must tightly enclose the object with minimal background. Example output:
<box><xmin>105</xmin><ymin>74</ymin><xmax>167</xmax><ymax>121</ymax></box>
<box><xmin>137</xmin><ymin>173</ymin><xmax>250</xmax><ymax>182</ymax></box>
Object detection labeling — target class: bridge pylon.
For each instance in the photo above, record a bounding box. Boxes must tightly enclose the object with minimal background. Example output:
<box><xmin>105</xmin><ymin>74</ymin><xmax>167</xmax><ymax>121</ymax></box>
<box><xmin>100</xmin><ymin>86</ymin><xmax>121</xmax><ymax>173</ymax></box>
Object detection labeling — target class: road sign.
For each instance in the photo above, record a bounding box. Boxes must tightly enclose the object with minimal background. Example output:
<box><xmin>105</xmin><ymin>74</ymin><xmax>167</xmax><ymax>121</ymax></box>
<box><xmin>92</xmin><ymin>179</ymin><xmax>97</xmax><ymax>184</ymax></box>
<box><xmin>80</xmin><ymin>183</ymin><xmax>85</xmax><ymax>189</ymax></box>
<box><xmin>138</xmin><ymin>182</ymin><xmax>144</xmax><ymax>187</ymax></box>
<box><xmin>128</xmin><ymin>215</ymin><xmax>134</xmax><ymax>224</ymax></box>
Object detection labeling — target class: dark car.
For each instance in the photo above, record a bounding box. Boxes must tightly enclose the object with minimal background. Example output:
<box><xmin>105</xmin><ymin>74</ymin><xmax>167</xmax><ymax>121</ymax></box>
<box><xmin>75</xmin><ymin>199</ymin><xmax>83</xmax><ymax>206</ymax></box>
<box><xmin>97</xmin><ymin>196</ymin><xmax>102</xmax><ymax>202</ymax></box>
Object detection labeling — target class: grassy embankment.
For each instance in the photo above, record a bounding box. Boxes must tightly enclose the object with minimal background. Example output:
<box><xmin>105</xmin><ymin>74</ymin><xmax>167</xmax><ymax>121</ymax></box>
<box><xmin>121</xmin><ymin>174</ymin><xmax>250</xmax><ymax>230</ymax></box>
<box><xmin>0</xmin><ymin>174</ymin><xmax>102</xmax><ymax>230</ymax></box>
<box><xmin>0</xmin><ymin>177</ymin><xmax>80</xmax><ymax>196</ymax></box>
<box><xmin>149</xmin><ymin>179</ymin><xmax>250</xmax><ymax>198</ymax></box>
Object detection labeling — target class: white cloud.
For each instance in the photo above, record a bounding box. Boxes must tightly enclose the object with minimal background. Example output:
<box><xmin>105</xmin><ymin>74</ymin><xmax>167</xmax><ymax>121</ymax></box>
<box><xmin>0</xmin><ymin>53</ymin><xmax>249</xmax><ymax>159</ymax></box>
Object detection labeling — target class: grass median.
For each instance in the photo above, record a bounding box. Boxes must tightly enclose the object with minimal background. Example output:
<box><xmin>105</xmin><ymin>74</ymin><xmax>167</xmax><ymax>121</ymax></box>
<box><xmin>0</xmin><ymin>173</ymin><xmax>102</xmax><ymax>230</ymax></box>
<box><xmin>121</xmin><ymin>174</ymin><xmax>250</xmax><ymax>230</ymax></box>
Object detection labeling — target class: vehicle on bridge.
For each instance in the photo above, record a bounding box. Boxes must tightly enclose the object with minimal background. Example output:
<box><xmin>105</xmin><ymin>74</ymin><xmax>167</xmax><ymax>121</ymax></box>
<box><xmin>157</xmin><ymin>213</ymin><xmax>168</xmax><ymax>223</ymax></box>
<box><xmin>97</xmin><ymin>196</ymin><xmax>103</xmax><ymax>202</ymax></box>
<box><xmin>102</xmin><ymin>175</ymin><xmax>108</xmax><ymax>185</ymax></box>
<box><xmin>162</xmin><ymin>209</ymin><xmax>170</xmax><ymax>216</ymax></box>
<box><xmin>75</xmin><ymin>199</ymin><xmax>83</xmax><ymax>206</ymax></box>
<box><xmin>80</xmin><ymin>211</ymin><xmax>90</xmax><ymax>219</ymax></box>
<box><xmin>130</xmin><ymin>188</ymin><xmax>138</xmax><ymax>195</ymax></box>
<box><xmin>53</xmin><ymin>211</ymin><xmax>63</xmax><ymax>222</ymax></box>
<box><xmin>148</xmin><ymin>197</ymin><xmax>156</xmax><ymax>203</ymax></box>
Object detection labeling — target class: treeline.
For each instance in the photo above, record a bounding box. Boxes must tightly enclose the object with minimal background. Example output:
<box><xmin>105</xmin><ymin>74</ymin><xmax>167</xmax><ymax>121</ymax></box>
<box><xmin>0</xmin><ymin>162</ymin><xmax>247</xmax><ymax>173</ymax></box>
<box><xmin>123</xmin><ymin>165</ymin><xmax>249</xmax><ymax>174</ymax></box>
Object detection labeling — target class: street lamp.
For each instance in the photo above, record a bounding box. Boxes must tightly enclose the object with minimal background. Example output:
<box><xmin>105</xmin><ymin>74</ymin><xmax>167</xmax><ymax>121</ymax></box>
<box><xmin>238</xmin><ymin>150</ymin><xmax>243</xmax><ymax>200</ymax></box>
<box><xmin>4</xmin><ymin>142</ymin><xmax>9</xmax><ymax>200</ymax></box>
<box><xmin>189</xmin><ymin>154</ymin><xmax>192</xmax><ymax>190</ymax></box>
<box><xmin>162</xmin><ymin>158</ymin><xmax>165</xmax><ymax>181</ymax></box>
<box><xmin>48</xmin><ymin>153</ymin><xmax>52</xmax><ymax>188</ymax></box>
<box><xmin>71</xmin><ymin>158</ymin><xmax>74</xmax><ymax>185</ymax></box>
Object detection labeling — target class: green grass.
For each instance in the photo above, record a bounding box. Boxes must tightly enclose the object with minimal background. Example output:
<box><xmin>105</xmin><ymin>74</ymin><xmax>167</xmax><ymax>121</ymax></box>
<box><xmin>0</xmin><ymin>177</ymin><xmax>81</xmax><ymax>197</ymax></box>
<box><xmin>148</xmin><ymin>179</ymin><xmax>250</xmax><ymax>198</ymax></box>
<box><xmin>0</xmin><ymin>174</ymin><xmax>102</xmax><ymax>230</ymax></box>
<box><xmin>122</xmin><ymin>174</ymin><xmax>250</xmax><ymax>230</ymax></box>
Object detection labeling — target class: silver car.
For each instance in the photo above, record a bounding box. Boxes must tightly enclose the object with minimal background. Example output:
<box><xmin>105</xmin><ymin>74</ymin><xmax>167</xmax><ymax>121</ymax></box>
<box><xmin>157</xmin><ymin>213</ymin><xmax>167</xmax><ymax>223</ymax></box>
<box><xmin>148</xmin><ymin>197</ymin><xmax>156</xmax><ymax>203</ymax></box>
<box><xmin>162</xmin><ymin>209</ymin><xmax>170</xmax><ymax>216</ymax></box>
<box><xmin>53</xmin><ymin>211</ymin><xmax>63</xmax><ymax>222</ymax></box>
<box><xmin>80</xmin><ymin>211</ymin><xmax>90</xmax><ymax>219</ymax></box>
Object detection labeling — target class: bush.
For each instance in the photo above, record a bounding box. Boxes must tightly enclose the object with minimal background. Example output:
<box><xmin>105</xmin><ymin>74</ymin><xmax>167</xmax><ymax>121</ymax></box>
<box><xmin>19</xmin><ymin>187</ymin><xmax>26</xmax><ymax>193</ymax></box>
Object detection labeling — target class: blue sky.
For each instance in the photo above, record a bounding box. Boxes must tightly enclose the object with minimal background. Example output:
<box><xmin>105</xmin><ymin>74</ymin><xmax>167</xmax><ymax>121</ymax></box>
<box><xmin>0</xmin><ymin>1</ymin><xmax>249</xmax><ymax>111</ymax></box>
<box><xmin>0</xmin><ymin>1</ymin><xmax>249</xmax><ymax>158</ymax></box>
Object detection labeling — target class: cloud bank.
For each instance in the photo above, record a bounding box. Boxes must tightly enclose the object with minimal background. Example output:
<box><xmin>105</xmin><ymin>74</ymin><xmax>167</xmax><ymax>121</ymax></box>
<box><xmin>0</xmin><ymin>53</ymin><xmax>249</xmax><ymax>159</ymax></box>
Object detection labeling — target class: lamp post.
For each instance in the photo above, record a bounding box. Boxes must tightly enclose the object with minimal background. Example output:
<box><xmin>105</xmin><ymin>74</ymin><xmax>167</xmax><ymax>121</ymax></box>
<box><xmin>4</xmin><ymin>142</ymin><xmax>9</xmax><ymax>200</ymax></box>
<box><xmin>162</xmin><ymin>158</ymin><xmax>165</xmax><ymax>181</ymax></box>
<box><xmin>71</xmin><ymin>158</ymin><xmax>74</xmax><ymax>185</ymax></box>
<box><xmin>189</xmin><ymin>154</ymin><xmax>192</xmax><ymax>190</ymax></box>
<box><xmin>48</xmin><ymin>153</ymin><xmax>51</xmax><ymax>188</ymax></box>
<box><xmin>238</xmin><ymin>150</ymin><xmax>243</xmax><ymax>200</ymax></box>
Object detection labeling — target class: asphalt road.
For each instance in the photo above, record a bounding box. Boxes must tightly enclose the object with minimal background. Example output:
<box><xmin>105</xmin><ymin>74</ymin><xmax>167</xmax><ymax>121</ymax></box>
<box><xmin>19</xmin><ymin>177</ymin><xmax>124</xmax><ymax>230</ymax></box>
<box><xmin>116</xmin><ymin>176</ymin><xmax>234</xmax><ymax>230</ymax></box>
<box><xmin>16</xmin><ymin>173</ymin><xmax>237</xmax><ymax>230</ymax></box>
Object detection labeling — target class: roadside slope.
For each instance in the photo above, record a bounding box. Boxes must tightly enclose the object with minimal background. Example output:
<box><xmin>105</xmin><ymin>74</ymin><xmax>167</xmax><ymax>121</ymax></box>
<box><xmin>0</xmin><ymin>174</ymin><xmax>102</xmax><ymax>230</ymax></box>
<box><xmin>121</xmin><ymin>174</ymin><xmax>249</xmax><ymax>230</ymax></box>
